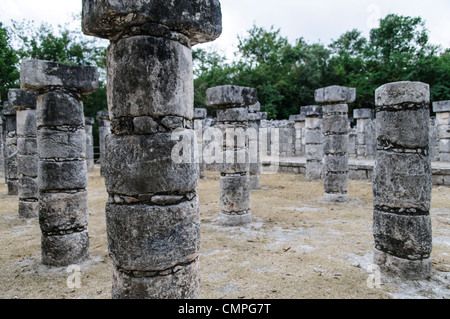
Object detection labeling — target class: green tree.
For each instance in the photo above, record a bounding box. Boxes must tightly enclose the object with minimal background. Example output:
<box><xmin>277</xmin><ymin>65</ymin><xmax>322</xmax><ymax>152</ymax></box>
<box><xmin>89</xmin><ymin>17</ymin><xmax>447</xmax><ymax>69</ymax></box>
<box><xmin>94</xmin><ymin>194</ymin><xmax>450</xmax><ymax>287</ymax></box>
<box><xmin>0</xmin><ymin>21</ymin><xmax>20</xmax><ymax>102</ymax></box>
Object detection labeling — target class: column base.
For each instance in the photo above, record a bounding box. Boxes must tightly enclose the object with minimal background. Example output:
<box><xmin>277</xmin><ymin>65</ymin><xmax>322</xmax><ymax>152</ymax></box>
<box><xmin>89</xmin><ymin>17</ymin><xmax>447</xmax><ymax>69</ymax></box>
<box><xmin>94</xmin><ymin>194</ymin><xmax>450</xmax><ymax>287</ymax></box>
<box><xmin>373</xmin><ymin>248</ymin><xmax>432</xmax><ymax>280</ymax></box>
<box><xmin>220</xmin><ymin>211</ymin><xmax>252</xmax><ymax>226</ymax></box>
<box><xmin>41</xmin><ymin>230</ymin><xmax>89</xmax><ymax>267</ymax></box>
<box><xmin>18</xmin><ymin>201</ymin><xmax>38</xmax><ymax>219</ymax></box>
<box><xmin>323</xmin><ymin>193</ymin><xmax>349</xmax><ymax>203</ymax></box>
<box><xmin>111</xmin><ymin>260</ymin><xmax>199</xmax><ymax>299</ymax></box>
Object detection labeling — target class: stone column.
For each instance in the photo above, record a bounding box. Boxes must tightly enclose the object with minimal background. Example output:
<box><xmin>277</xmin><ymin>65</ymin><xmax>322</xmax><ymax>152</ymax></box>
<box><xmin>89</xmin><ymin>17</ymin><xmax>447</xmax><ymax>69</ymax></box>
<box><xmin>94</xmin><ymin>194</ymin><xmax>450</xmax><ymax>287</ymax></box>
<box><xmin>8</xmin><ymin>89</ymin><xmax>39</xmax><ymax>218</ymax></box>
<box><xmin>249</xmin><ymin>102</ymin><xmax>262</xmax><ymax>190</ymax></box>
<box><xmin>433</xmin><ymin>101</ymin><xmax>450</xmax><ymax>162</ymax></box>
<box><xmin>2</xmin><ymin>101</ymin><xmax>19</xmax><ymax>195</ymax></box>
<box><xmin>82</xmin><ymin>0</ymin><xmax>222</xmax><ymax>299</ymax></box>
<box><xmin>21</xmin><ymin>59</ymin><xmax>99</xmax><ymax>267</ymax></box>
<box><xmin>206</xmin><ymin>85</ymin><xmax>257</xmax><ymax>226</ymax></box>
<box><xmin>193</xmin><ymin>108</ymin><xmax>207</xmax><ymax>179</ymax></box>
<box><xmin>302</xmin><ymin>105</ymin><xmax>323</xmax><ymax>180</ymax></box>
<box><xmin>290</xmin><ymin>113</ymin><xmax>306</xmax><ymax>157</ymax></box>
<box><xmin>315</xmin><ymin>86</ymin><xmax>355</xmax><ymax>203</ymax></box>
<box><xmin>85</xmin><ymin>117</ymin><xmax>95</xmax><ymax>172</ymax></box>
<box><xmin>354</xmin><ymin>109</ymin><xmax>375</xmax><ymax>160</ymax></box>
<box><xmin>96</xmin><ymin>110</ymin><xmax>110</xmax><ymax>176</ymax></box>
<box><xmin>373</xmin><ymin>81</ymin><xmax>432</xmax><ymax>280</ymax></box>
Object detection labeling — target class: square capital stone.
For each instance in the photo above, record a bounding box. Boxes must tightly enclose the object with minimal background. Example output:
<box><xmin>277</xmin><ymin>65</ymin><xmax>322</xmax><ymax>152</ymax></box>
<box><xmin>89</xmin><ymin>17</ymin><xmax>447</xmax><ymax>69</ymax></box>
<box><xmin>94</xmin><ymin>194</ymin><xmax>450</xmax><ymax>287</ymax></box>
<box><xmin>82</xmin><ymin>0</ymin><xmax>222</xmax><ymax>46</ymax></box>
<box><xmin>8</xmin><ymin>89</ymin><xmax>37</xmax><ymax>110</ymax></box>
<box><xmin>20</xmin><ymin>60</ymin><xmax>99</xmax><ymax>94</ymax></box>
<box><xmin>433</xmin><ymin>100</ymin><xmax>450</xmax><ymax>113</ymax></box>
<box><xmin>206</xmin><ymin>85</ymin><xmax>258</xmax><ymax>107</ymax></box>
<box><xmin>375</xmin><ymin>81</ymin><xmax>429</xmax><ymax>107</ymax></box>
<box><xmin>315</xmin><ymin>86</ymin><xmax>356</xmax><ymax>104</ymax></box>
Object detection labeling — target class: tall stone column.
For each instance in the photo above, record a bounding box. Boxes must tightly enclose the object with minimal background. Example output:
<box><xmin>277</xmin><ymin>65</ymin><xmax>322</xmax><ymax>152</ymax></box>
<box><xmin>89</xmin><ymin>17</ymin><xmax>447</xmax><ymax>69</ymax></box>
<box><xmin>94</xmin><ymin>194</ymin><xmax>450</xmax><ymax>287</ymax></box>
<box><xmin>433</xmin><ymin>101</ymin><xmax>450</xmax><ymax>162</ymax></box>
<box><xmin>302</xmin><ymin>105</ymin><xmax>323</xmax><ymax>180</ymax></box>
<box><xmin>290</xmin><ymin>113</ymin><xmax>306</xmax><ymax>157</ymax></box>
<box><xmin>21</xmin><ymin>59</ymin><xmax>98</xmax><ymax>267</ymax></box>
<box><xmin>206</xmin><ymin>85</ymin><xmax>257</xmax><ymax>226</ymax></box>
<box><xmin>2</xmin><ymin>101</ymin><xmax>19</xmax><ymax>195</ymax></box>
<box><xmin>82</xmin><ymin>0</ymin><xmax>222</xmax><ymax>299</ymax></box>
<box><xmin>193</xmin><ymin>108</ymin><xmax>207</xmax><ymax>179</ymax></box>
<box><xmin>85</xmin><ymin>117</ymin><xmax>95</xmax><ymax>172</ymax></box>
<box><xmin>0</xmin><ymin>117</ymin><xmax>4</xmax><ymax>179</ymax></box>
<box><xmin>315</xmin><ymin>86</ymin><xmax>355</xmax><ymax>203</ymax></box>
<box><xmin>8</xmin><ymin>89</ymin><xmax>39</xmax><ymax>218</ymax></box>
<box><xmin>354</xmin><ymin>108</ymin><xmax>375</xmax><ymax>160</ymax></box>
<box><xmin>96</xmin><ymin>110</ymin><xmax>110</xmax><ymax>176</ymax></box>
<box><xmin>249</xmin><ymin>102</ymin><xmax>262</xmax><ymax>190</ymax></box>
<box><xmin>373</xmin><ymin>81</ymin><xmax>432</xmax><ymax>280</ymax></box>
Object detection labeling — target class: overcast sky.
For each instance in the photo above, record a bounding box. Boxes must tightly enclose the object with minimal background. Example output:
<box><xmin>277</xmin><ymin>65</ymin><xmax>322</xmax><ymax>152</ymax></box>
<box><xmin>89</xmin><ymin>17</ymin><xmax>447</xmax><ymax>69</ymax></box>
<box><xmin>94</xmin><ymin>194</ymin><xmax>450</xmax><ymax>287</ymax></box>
<box><xmin>1</xmin><ymin>0</ymin><xmax>449</xmax><ymax>59</ymax></box>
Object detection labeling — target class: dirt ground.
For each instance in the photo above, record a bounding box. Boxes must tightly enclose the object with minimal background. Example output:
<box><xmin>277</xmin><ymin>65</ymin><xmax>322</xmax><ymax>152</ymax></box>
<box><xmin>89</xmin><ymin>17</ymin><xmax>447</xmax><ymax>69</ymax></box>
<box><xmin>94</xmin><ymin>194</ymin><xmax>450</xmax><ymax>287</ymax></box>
<box><xmin>0</xmin><ymin>167</ymin><xmax>449</xmax><ymax>299</ymax></box>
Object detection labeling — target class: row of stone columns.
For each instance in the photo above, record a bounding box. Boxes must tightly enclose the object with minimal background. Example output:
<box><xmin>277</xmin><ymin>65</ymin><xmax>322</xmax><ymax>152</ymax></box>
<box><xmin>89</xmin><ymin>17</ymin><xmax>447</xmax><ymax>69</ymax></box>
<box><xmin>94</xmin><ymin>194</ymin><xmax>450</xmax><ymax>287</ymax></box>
<box><xmin>433</xmin><ymin>101</ymin><xmax>450</xmax><ymax>162</ymax></box>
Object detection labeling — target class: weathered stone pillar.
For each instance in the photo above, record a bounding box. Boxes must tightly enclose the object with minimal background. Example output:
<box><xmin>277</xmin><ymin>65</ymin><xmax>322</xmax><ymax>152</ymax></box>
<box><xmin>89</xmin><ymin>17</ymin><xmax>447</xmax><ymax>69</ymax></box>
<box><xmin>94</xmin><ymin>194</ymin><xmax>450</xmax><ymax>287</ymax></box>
<box><xmin>2</xmin><ymin>101</ymin><xmax>19</xmax><ymax>195</ymax></box>
<box><xmin>290</xmin><ymin>113</ymin><xmax>307</xmax><ymax>157</ymax></box>
<box><xmin>354</xmin><ymin>109</ymin><xmax>375</xmax><ymax>160</ymax></box>
<box><xmin>373</xmin><ymin>81</ymin><xmax>432</xmax><ymax>280</ymax></box>
<box><xmin>249</xmin><ymin>102</ymin><xmax>262</xmax><ymax>190</ymax></box>
<box><xmin>194</xmin><ymin>108</ymin><xmax>207</xmax><ymax>179</ymax></box>
<box><xmin>85</xmin><ymin>117</ymin><xmax>95</xmax><ymax>172</ymax></box>
<box><xmin>8</xmin><ymin>89</ymin><xmax>39</xmax><ymax>218</ymax></box>
<box><xmin>206</xmin><ymin>85</ymin><xmax>256</xmax><ymax>226</ymax></box>
<box><xmin>82</xmin><ymin>0</ymin><xmax>222</xmax><ymax>299</ymax></box>
<box><xmin>21</xmin><ymin>59</ymin><xmax>98</xmax><ymax>267</ymax></box>
<box><xmin>96</xmin><ymin>110</ymin><xmax>110</xmax><ymax>176</ymax></box>
<box><xmin>302</xmin><ymin>105</ymin><xmax>323</xmax><ymax>180</ymax></box>
<box><xmin>315</xmin><ymin>86</ymin><xmax>355</xmax><ymax>202</ymax></box>
<box><xmin>0</xmin><ymin>117</ymin><xmax>4</xmax><ymax>179</ymax></box>
<box><xmin>433</xmin><ymin>101</ymin><xmax>450</xmax><ymax>162</ymax></box>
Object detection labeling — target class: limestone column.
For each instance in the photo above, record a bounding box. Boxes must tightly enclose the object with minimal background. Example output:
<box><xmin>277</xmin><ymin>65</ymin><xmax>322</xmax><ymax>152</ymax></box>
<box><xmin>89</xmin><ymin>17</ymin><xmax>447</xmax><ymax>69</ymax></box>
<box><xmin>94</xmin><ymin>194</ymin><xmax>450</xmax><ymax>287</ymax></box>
<box><xmin>8</xmin><ymin>89</ymin><xmax>39</xmax><ymax>218</ymax></box>
<box><xmin>433</xmin><ymin>101</ymin><xmax>450</xmax><ymax>162</ymax></box>
<box><xmin>193</xmin><ymin>108</ymin><xmax>207</xmax><ymax>179</ymax></box>
<box><xmin>96</xmin><ymin>110</ymin><xmax>110</xmax><ymax>176</ymax></box>
<box><xmin>206</xmin><ymin>85</ymin><xmax>257</xmax><ymax>226</ymax></box>
<box><xmin>249</xmin><ymin>102</ymin><xmax>262</xmax><ymax>190</ymax></box>
<box><xmin>85</xmin><ymin>117</ymin><xmax>95</xmax><ymax>172</ymax></box>
<box><xmin>373</xmin><ymin>81</ymin><xmax>432</xmax><ymax>280</ymax></box>
<box><xmin>302</xmin><ymin>105</ymin><xmax>323</xmax><ymax>180</ymax></box>
<box><xmin>2</xmin><ymin>101</ymin><xmax>18</xmax><ymax>195</ymax></box>
<box><xmin>21</xmin><ymin>59</ymin><xmax>99</xmax><ymax>267</ymax></box>
<box><xmin>354</xmin><ymin>109</ymin><xmax>375</xmax><ymax>160</ymax></box>
<box><xmin>0</xmin><ymin>117</ymin><xmax>4</xmax><ymax>179</ymax></box>
<box><xmin>82</xmin><ymin>0</ymin><xmax>222</xmax><ymax>299</ymax></box>
<box><xmin>315</xmin><ymin>86</ymin><xmax>355</xmax><ymax>203</ymax></box>
<box><xmin>290</xmin><ymin>113</ymin><xmax>306</xmax><ymax>157</ymax></box>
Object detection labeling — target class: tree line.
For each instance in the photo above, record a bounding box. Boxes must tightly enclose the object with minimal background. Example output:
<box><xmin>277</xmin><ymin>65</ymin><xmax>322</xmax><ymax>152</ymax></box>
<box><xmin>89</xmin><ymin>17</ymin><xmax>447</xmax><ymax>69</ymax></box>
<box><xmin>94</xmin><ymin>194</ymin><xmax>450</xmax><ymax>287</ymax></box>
<box><xmin>1</xmin><ymin>13</ymin><xmax>449</xmax><ymax>128</ymax></box>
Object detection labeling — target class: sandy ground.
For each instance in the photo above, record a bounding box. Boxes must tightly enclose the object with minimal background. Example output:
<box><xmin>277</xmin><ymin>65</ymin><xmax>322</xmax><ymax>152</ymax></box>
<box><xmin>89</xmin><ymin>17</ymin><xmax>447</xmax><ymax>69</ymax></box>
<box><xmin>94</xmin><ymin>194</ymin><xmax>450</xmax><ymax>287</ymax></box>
<box><xmin>0</xmin><ymin>167</ymin><xmax>449</xmax><ymax>299</ymax></box>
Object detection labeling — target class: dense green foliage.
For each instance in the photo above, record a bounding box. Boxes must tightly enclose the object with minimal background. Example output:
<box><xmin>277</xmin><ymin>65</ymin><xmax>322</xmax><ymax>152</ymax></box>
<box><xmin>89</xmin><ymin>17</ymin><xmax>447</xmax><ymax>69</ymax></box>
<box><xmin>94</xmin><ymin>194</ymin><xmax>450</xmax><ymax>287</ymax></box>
<box><xmin>193</xmin><ymin>14</ymin><xmax>450</xmax><ymax>119</ymax></box>
<box><xmin>0</xmin><ymin>22</ymin><xmax>19</xmax><ymax>102</ymax></box>
<box><xmin>1</xmin><ymin>13</ymin><xmax>449</xmax><ymax>125</ymax></box>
